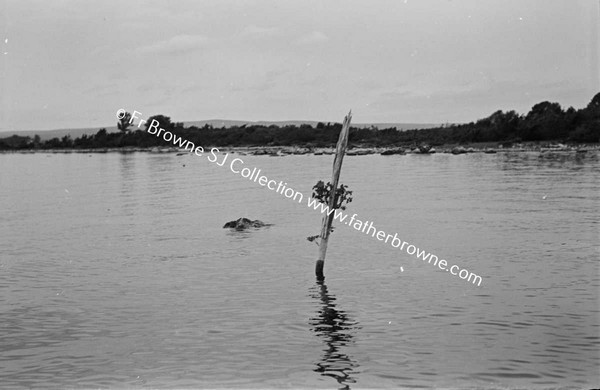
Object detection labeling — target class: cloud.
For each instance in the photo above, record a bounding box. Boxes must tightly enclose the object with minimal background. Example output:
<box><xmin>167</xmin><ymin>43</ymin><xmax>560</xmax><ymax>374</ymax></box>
<box><xmin>295</xmin><ymin>31</ymin><xmax>329</xmax><ymax>45</ymax></box>
<box><xmin>136</xmin><ymin>34</ymin><xmax>208</xmax><ymax>55</ymax></box>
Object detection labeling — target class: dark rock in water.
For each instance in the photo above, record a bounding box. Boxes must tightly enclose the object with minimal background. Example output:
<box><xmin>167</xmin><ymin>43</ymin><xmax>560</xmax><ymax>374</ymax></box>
<box><xmin>417</xmin><ymin>144</ymin><xmax>433</xmax><ymax>154</ymax></box>
<box><xmin>381</xmin><ymin>148</ymin><xmax>405</xmax><ymax>155</ymax></box>
<box><xmin>223</xmin><ymin>217</ymin><xmax>271</xmax><ymax>230</ymax></box>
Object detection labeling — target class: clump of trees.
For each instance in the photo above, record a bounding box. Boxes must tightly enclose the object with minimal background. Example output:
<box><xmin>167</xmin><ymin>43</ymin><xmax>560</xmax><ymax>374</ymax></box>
<box><xmin>1</xmin><ymin>93</ymin><xmax>599</xmax><ymax>151</ymax></box>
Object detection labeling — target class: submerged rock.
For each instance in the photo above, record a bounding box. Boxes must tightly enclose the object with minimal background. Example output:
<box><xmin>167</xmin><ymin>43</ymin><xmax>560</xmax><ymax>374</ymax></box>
<box><xmin>381</xmin><ymin>148</ymin><xmax>406</xmax><ymax>155</ymax></box>
<box><xmin>223</xmin><ymin>217</ymin><xmax>271</xmax><ymax>230</ymax></box>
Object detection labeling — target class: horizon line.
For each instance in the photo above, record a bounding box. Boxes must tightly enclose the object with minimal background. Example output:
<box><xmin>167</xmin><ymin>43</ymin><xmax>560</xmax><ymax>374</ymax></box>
<box><xmin>0</xmin><ymin>118</ymin><xmax>449</xmax><ymax>134</ymax></box>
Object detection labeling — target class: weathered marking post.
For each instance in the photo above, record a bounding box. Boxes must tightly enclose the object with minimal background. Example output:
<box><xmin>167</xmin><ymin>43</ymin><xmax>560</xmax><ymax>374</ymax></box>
<box><xmin>315</xmin><ymin>110</ymin><xmax>352</xmax><ymax>280</ymax></box>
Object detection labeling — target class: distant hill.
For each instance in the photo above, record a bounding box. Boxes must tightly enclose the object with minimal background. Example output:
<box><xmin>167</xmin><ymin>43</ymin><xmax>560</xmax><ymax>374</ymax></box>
<box><xmin>183</xmin><ymin>119</ymin><xmax>440</xmax><ymax>130</ymax></box>
<box><xmin>0</xmin><ymin>120</ymin><xmax>441</xmax><ymax>141</ymax></box>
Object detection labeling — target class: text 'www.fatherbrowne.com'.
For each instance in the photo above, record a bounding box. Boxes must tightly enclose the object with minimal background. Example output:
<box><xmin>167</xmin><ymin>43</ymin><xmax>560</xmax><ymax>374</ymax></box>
<box><xmin>119</xmin><ymin>109</ymin><xmax>483</xmax><ymax>287</ymax></box>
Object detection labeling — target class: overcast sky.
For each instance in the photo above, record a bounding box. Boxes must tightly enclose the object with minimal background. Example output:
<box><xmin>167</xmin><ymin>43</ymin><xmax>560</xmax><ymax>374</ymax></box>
<box><xmin>1</xmin><ymin>0</ymin><xmax>598</xmax><ymax>131</ymax></box>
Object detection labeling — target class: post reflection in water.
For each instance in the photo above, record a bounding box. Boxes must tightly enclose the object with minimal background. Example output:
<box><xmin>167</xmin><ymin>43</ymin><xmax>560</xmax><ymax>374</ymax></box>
<box><xmin>309</xmin><ymin>280</ymin><xmax>360</xmax><ymax>389</ymax></box>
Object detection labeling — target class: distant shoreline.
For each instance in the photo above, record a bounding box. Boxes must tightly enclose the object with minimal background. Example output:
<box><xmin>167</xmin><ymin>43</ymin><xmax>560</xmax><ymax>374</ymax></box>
<box><xmin>0</xmin><ymin>121</ymin><xmax>442</xmax><ymax>142</ymax></box>
<box><xmin>2</xmin><ymin>142</ymin><xmax>597</xmax><ymax>156</ymax></box>
<box><xmin>3</xmin><ymin>93</ymin><xmax>599</xmax><ymax>151</ymax></box>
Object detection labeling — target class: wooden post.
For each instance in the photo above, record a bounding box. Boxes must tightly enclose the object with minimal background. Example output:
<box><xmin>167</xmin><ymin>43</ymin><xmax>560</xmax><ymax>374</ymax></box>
<box><xmin>316</xmin><ymin>110</ymin><xmax>352</xmax><ymax>280</ymax></box>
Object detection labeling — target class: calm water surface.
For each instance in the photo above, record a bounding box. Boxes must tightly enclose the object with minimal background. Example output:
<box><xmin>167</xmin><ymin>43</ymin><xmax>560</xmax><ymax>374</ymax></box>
<box><xmin>0</xmin><ymin>151</ymin><xmax>598</xmax><ymax>389</ymax></box>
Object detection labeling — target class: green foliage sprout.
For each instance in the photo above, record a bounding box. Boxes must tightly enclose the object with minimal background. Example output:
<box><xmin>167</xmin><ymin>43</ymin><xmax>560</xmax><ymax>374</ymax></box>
<box><xmin>311</xmin><ymin>180</ymin><xmax>353</xmax><ymax>210</ymax></box>
<box><xmin>307</xmin><ymin>180</ymin><xmax>353</xmax><ymax>245</ymax></box>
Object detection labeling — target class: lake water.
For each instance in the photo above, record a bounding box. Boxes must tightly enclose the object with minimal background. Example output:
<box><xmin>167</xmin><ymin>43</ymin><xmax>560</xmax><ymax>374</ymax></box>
<box><xmin>0</xmin><ymin>150</ymin><xmax>598</xmax><ymax>389</ymax></box>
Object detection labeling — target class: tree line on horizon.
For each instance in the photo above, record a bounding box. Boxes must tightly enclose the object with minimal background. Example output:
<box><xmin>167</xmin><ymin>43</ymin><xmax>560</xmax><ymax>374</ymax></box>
<box><xmin>1</xmin><ymin>93</ymin><xmax>599</xmax><ymax>150</ymax></box>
